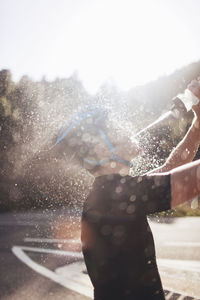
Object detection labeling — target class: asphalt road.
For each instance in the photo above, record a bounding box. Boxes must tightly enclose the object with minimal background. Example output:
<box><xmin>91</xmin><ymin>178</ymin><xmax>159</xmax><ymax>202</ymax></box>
<box><xmin>0</xmin><ymin>210</ymin><xmax>200</xmax><ymax>300</ymax></box>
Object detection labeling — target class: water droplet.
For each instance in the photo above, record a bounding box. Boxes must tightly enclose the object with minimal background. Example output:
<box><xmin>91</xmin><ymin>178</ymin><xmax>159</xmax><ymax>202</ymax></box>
<box><xmin>130</xmin><ymin>195</ymin><xmax>136</xmax><ymax>202</ymax></box>
<box><xmin>111</xmin><ymin>162</ymin><xmax>116</xmax><ymax>168</ymax></box>
<box><xmin>115</xmin><ymin>186</ymin><xmax>123</xmax><ymax>193</ymax></box>
<box><xmin>119</xmin><ymin>168</ymin><xmax>128</xmax><ymax>177</ymax></box>
<box><xmin>126</xmin><ymin>204</ymin><xmax>135</xmax><ymax>214</ymax></box>
<box><xmin>120</xmin><ymin>178</ymin><xmax>126</xmax><ymax>184</ymax></box>
<box><xmin>181</xmin><ymin>148</ymin><xmax>190</xmax><ymax>160</ymax></box>
<box><xmin>137</xmin><ymin>176</ymin><xmax>142</xmax><ymax>183</ymax></box>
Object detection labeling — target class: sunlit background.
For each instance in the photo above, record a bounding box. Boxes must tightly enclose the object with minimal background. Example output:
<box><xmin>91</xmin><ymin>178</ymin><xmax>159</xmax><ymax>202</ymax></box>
<box><xmin>1</xmin><ymin>0</ymin><xmax>200</xmax><ymax>93</ymax></box>
<box><xmin>1</xmin><ymin>3</ymin><xmax>200</xmax><ymax>298</ymax></box>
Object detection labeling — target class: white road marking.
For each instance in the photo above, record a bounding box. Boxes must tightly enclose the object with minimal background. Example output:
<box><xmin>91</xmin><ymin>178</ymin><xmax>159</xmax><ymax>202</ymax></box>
<box><xmin>24</xmin><ymin>239</ymin><xmax>200</xmax><ymax>247</ymax></box>
<box><xmin>24</xmin><ymin>237</ymin><xmax>80</xmax><ymax>244</ymax></box>
<box><xmin>164</xmin><ymin>241</ymin><xmax>200</xmax><ymax>247</ymax></box>
<box><xmin>157</xmin><ymin>258</ymin><xmax>200</xmax><ymax>273</ymax></box>
<box><xmin>165</xmin><ymin>292</ymin><xmax>173</xmax><ymax>299</ymax></box>
<box><xmin>56</xmin><ymin>261</ymin><xmax>93</xmax><ymax>292</ymax></box>
<box><xmin>12</xmin><ymin>245</ymin><xmax>199</xmax><ymax>299</ymax></box>
<box><xmin>0</xmin><ymin>221</ymin><xmax>47</xmax><ymax>226</ymax></box>
<box><xmin>13</xmin><ymin>245</ymin><xmax>83</xmax><ymax>258</ymax></box>
<box><xmin>12</xmin><ymin>246</ymin><xmax>92</xmax><ymax>298</ymax></box>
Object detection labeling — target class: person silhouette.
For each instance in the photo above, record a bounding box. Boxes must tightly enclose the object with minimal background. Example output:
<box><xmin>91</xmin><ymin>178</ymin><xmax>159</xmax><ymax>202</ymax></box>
<box><xmin>55</xmin><ymin>79</ymin><xmax>200</xmax><ymax>299</ymax></box>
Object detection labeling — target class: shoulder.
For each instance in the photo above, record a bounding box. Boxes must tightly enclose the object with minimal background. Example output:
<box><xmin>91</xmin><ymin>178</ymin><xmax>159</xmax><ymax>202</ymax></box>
<box><xmin>93</xmin><ymin>173</ymin><xmax>170</xmax><ymax>193</ymax></box>
<box><xmin>86</xmin><ymin>174</ymin><xmax>144</xmax><ymax>210</ymax></box>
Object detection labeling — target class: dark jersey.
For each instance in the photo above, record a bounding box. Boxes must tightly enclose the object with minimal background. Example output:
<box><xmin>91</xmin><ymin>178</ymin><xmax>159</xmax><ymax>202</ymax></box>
<box><xmin>81</xmin><ymin>174</ymin><xmax>171</xmax><ymax>300</ymax></box>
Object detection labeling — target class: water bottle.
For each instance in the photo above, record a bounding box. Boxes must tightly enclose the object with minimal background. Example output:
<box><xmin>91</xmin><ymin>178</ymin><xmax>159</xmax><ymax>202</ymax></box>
<box><xmin>177</xmin><ymin>89</ymin><xmax>199</xmax><ymax>112</ymax></box>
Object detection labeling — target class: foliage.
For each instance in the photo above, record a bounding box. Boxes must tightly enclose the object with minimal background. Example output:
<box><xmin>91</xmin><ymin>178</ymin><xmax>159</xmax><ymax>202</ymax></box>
<box><xmin>0</xmin><ymin>61</ymin><xmax>200</xmax><ymax>212</ymax></box>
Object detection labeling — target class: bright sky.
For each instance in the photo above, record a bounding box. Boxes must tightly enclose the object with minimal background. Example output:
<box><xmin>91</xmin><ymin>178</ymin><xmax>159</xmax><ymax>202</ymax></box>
<box><xmin>1</xmin><ymin>0</ymin><xmax>200</xmax><ymax>93</ymax></box>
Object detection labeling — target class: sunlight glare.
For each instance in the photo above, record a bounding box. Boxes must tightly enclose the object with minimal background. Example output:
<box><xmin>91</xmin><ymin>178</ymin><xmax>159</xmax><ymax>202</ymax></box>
<box><xmin>3</xmin><ymin>0</ymin><xmax>198</xmax><ymax>94</ymax></box>
<box><xmin>59</xmin><ymin>0</ymin><xmax>195</xmax><ymax>93</ymax></box>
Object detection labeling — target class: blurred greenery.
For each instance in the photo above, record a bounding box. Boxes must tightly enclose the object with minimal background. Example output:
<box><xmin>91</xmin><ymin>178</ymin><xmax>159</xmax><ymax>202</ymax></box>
<box><xmin>156</xmin><ymin>199</ymin><xmax>200</xmax><ymax>218</ymax></box>
<box><xmin>0</xmin><ymin>61</ymin><xmax>200</xmax><ymax>214</ymax></box>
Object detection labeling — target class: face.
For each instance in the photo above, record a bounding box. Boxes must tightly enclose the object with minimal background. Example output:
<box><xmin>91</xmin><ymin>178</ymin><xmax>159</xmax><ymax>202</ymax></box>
<box><xmin>90</xmin><ymin>132</ymin><xmax>141</xmax><ymax>177</ymax></box>
<box><xmin>113</xmin><ymin>135</ymin><xmax>141</xmax><ymax>161</ymax></box>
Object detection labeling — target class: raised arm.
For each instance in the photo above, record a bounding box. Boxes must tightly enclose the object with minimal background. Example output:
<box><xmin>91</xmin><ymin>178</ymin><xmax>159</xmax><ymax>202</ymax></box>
<box><xmin>147</xmin><ymin>157</ymin><xmax>200</xmax><ymax>209</ymax></box>
<box><xmin>151</xmin><ymin>79</ymin><xmax>200</xmax><ymax>173</ymax></box>
<box><xmin>170</xmin><ymin>158</ymin><xmax>200</xmax><ymax>208</ymax></box>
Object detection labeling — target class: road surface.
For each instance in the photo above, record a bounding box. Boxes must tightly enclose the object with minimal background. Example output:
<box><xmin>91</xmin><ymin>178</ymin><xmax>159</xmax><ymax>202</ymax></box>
<box><xmin>0</xmin><ymin>209</ymin><xmax>200</xmax><ymax>300</ymax></box>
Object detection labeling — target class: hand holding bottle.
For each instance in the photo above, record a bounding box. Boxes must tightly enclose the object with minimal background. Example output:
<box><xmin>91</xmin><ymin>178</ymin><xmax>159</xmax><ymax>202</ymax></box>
<box><xmin>177</xmin><ymin>79</ymin><xmax>200</xmax><ymax>112</ymax></box>
<box><xmin>187</xmin><ymin>79</ymin><xmax>200</xmax><ymax>119</ymax></box>
<box><xmin>188</xmin><ymin>78</ymin><xmax>200</xmax><ymax>100</ymax></box>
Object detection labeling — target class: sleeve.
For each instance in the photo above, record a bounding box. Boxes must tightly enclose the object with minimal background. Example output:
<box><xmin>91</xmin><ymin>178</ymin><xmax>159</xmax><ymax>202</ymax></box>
<box><xmin>82</xmin><ymin>174</ymin><xmax>171</xmax><ymax>221</ymax></box>
<box><xmin>133</xmin><ymin>174</ymin><xmax>172</xmax><ymax>215</ymax></box>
